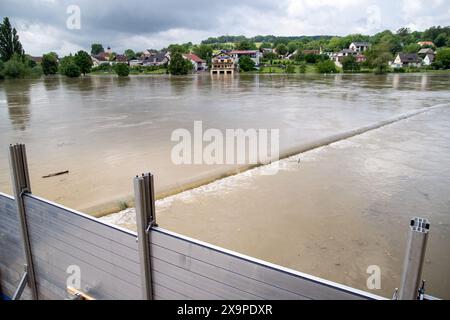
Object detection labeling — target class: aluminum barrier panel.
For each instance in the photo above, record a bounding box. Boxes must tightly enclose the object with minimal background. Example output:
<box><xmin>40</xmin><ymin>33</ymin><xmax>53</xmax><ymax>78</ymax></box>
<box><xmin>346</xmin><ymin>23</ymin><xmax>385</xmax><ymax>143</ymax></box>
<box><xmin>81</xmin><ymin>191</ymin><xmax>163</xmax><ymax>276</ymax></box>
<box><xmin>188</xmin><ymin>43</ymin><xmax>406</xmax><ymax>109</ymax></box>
<box><xmin>22</xmin><ymin>195</ymin><xmax>142</xmax><ymax>300</ymax></box>
<box><xmin>0</xmin><ymin>192</ymin><xmax>32</xmax><ymax>300</ymax></box>
<box><xmin>149</xmin><ymin>228</ymin><xmax>384</xmax><ymax>300</ymax></box>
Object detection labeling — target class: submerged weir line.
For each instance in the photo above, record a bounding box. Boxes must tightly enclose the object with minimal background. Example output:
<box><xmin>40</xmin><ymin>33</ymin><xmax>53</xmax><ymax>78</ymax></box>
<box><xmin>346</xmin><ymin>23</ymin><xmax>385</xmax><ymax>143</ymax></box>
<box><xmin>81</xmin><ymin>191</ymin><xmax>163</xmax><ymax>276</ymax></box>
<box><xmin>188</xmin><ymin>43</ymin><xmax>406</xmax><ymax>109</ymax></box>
<box><xmin>99</xmin><ymin>103</ymin><xmax>449</xmax><ymax>217</ymax></box>
<box><xmin>158</xmin><ymin>104</ymin><xmax>449</xmax><ymax>196</ymax></box>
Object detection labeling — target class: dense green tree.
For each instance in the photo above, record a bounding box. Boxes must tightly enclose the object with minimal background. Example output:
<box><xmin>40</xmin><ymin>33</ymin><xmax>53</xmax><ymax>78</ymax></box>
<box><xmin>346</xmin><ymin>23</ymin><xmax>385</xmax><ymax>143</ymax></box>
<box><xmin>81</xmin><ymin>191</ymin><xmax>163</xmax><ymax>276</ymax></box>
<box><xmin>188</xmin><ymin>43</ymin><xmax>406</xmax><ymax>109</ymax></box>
<box><xmin>193</xmin><ymin>44</ymin><xmax>213</xmax><ymax>64</ymax></box>
<box><xmin>74</xmin><ymin>50</ymin><xmax>93</xmax><ymax>75</ymax></box>
<box><xmin>115</xmin><ymin>63</ymin><xmax>130</xmax><ymax>77</ymax></box>
<box><xmin>59</xmin><ymin>55</ymin><xmax>80</xmax><ymax>77</ymax></box>
<box><xmin>292</xmin><ymin>52</ymin><xmax>305</xmax><ymax>62</ymax></box>
<box><xmin>42</xmin><ymin>52</ymin><xmax>58</xmax><ymax>75</ymax></box>
<box><xmin>263</xmin><ymin>51</ymin><xmax>278</xmax><ymax>62</ymax></box>
<box><xmin>286</xmin><ymin>64</ymin><xmax>296</xmax><ymax>73</ymax></box>
<box><xmin>168</xmin><ymin>52</ymin><xmax>192</xmax><ymax>75</ymax></box>
<box><xmin>64</xmin><ymin>62</ymin><xmax>81</xmax><ymax>77</ymax></box>
<box><xmin>0</xmin><ymin>60</ymin><xmax>4</xmax><ymax>79</ymax></box>
<box><xmin>403</xmin><ymin>43</ymin><xmax>421</xmax><ymax>54</ymax></box>
<box><xmin>316</xmin><ymin>60</ymin><xmax>337</xmax><ymax>73</ymax></box>
<box><xmin>124</xmin><ymin>49</ymin><xmax>136</xmax><ymax>60</ymax></box>
<box><xmin>373</xmin><ymin>52</ymin><xmax>393</xmax><ymax>74</ymax></box>
<box><xmin>435</xmin><ymin>48</ymin><xmax>450</xmax><ymax>69</ymax></box>
<box><xmin>275</xmin><ymin>43</ymin><xmax>288</xmax><ymax>56</ymax></box>
<box><xmin>0</xmin><ymin>17</ymin><xmax>24</xmax><ymax>62</ymax></box>
<box><xmin>304</xmin><ymin>54</ymin><xmax>328</xmax><ymax>64</ymax></box>
<box><xmin>259</xmin><ymin>42</ymin><xmax>272</xmax><ymax>49</ymax></box>
<box><xmin>342</xmin><ymin>55</ymin><xmax>360</xmax><ymax>72</ymax></box>
<box><xmin>287</xmin><ymin>41</ymin><xmax>300</xmax><ymax>54</ymax></box>
<box><xmin>168</xmin><ymin>44</ymin><xmax>190</xmax><ymax>54</ymax></box>
<box><xmin>434</xmin><ymin>33</ymin><xmax>448</xmax><ymax>47</ymax></box>
<box><xmin>91</xmin><ymin>44</ymin><xmax>104</xmax><ymax>55</ymax></box>
<box><xmin>238</xmin><ymin>55</ymin><xmax>256</xmax><ymax>72</ymax></box>
<box><xmin>235</xmin><ymin>40</ymin><xmax>256</xmax><ymax>50</ymax></box>
<box><xmin>2</xmin><ymin>54</ymin><xmax>28</xmax><ymax>78</ymax></box>
<box><xmin>298</xmin><ymin>62</ymin><xmax>307</xmax><ymax>74</ymax></box>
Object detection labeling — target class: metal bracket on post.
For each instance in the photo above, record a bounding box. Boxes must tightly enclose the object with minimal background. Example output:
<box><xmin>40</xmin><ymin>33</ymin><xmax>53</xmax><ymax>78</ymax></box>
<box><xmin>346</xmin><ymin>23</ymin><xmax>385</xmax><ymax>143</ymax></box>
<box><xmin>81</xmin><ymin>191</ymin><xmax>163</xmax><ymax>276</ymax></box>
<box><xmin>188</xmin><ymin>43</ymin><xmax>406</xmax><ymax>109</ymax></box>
<box><xmin>398</xmin><ymin>217</ymin><xmax>430</xmax><ymax>300</ymax></box>
<box><xmin>134</xmin><ymin>173</ymin><xmax>157</xmax><ymax>300</ymax></box>
<box><xmin>9</xmin><ymin>144</ymin><xmax>38</xmax><ymax>300</ymax></box>
<box><xmin>12</xmin><ymin>266</ymin><xmax>29</xmax><ymax>300</ymax></box>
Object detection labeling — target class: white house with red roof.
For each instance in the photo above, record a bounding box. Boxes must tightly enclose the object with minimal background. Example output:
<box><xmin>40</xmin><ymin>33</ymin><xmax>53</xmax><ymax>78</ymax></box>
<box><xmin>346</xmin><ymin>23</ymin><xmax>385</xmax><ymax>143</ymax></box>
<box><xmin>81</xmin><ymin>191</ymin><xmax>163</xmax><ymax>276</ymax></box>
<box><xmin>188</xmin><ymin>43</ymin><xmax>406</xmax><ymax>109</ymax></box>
<box><xmin>228</xmin><ymin>50</ymin><xmax>262</xmax><ymax>66</ymax></box>
<box><xmin>182</xmin><ymin>53</ymin><xmax>207</xmax><ymax>71</ymax></box>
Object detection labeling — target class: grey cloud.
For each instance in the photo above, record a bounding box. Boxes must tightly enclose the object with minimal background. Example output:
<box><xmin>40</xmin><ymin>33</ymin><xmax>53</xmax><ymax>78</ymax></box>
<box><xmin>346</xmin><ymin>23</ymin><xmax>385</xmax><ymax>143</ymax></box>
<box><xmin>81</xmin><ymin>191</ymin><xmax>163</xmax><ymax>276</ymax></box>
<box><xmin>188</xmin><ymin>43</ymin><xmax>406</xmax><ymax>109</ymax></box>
<box><xmin>0</xmin><ymin>0</ymin><xmax>449</xmax><ymax>56</ymax></box>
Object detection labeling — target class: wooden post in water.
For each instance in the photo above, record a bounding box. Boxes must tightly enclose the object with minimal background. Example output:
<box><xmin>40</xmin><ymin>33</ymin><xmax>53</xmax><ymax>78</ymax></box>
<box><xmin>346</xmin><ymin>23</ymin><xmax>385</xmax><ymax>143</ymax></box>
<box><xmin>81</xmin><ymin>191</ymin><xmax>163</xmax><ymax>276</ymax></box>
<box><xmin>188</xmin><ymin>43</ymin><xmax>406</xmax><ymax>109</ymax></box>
<box><xmin>398</xmin><ymin>217</ymin><xmax>430</xmax><ymax>300</ymax></box>
<box><xmin>134</xmin><ymin>173</ymin><xmax>157</xmax><ymax>300</ymax></box>
<box><xmin>9</xmin><ymin>144</ymin><xmax>38</xmax><ymax>300</ymax></box>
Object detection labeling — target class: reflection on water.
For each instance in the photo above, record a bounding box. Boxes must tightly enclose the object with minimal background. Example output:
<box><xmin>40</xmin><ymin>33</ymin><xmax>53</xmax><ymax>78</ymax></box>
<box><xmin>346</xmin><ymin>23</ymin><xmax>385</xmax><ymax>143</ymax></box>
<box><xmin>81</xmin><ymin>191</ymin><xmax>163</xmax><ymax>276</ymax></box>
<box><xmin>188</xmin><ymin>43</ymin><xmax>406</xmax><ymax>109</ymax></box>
<box><xmin>4</xmin><ymin>80</ymin><xmax>31</xmax><ymax>131</ymax></box>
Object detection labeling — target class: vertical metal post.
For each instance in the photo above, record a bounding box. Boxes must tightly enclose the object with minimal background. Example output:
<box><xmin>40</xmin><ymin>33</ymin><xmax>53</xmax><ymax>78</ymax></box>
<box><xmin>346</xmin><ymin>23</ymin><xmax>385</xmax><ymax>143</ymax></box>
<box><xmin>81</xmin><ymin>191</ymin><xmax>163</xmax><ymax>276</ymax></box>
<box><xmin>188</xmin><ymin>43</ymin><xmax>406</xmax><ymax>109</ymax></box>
<box><xmin>8</xmin><ymin>144</ymin><xmax>38</xmax><ymax>300</ymax></box>
<box><xmin>134</xmin><ymin>173</ymin><xmax>157</xmax><ymax>300</ymax></box>
<box><xmin>398</xmin><ymin>217</ymin><xmax>430</xmax><ymax>300</ymax></box>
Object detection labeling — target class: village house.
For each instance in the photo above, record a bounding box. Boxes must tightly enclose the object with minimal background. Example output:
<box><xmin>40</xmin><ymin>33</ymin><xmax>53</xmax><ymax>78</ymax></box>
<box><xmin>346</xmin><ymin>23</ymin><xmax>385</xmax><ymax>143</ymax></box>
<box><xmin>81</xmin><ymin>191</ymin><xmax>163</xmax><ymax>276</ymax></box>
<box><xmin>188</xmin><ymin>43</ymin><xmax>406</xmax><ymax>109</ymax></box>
<box><xmin>211</xmin><ymin>53</ymin><xmax>235</xmax><ymax>75</ymax></box>
<box><xmin>260</xmin><ymin>47</ymin><xmax>274</xmax><ymax>55</ymax></box>
<box><xmin>115</xmin><ymin>54</ymin><xmax>129</xmax><ymax>64</ymax></box>
<box><xmin>332</xmin><ymin>42</ymin><xmax>370</xmax><ymax>67</ymax></box>
<box><xmin>423</xmin><ymin>53</ymin><xmax>435</xmax><ymax>66</ymax></box>
<box><xmin>418</xmin><ymin>48</ymin><xmax>435</xmax><ymax>57</ymax></box>
<box><xmin>142</xmin><ymin>49</ymin><xmax>159</xmax><ymax>58</ymax></box>
<box><xmin>141</xmin><ymin>51</ymin><xmax>169</xmax><ymax>66</ymax></box>
<box><xmin>182</xmin><ymin>53</ymin><xmax>207</xmax><ymax>71</ymax></box>
<box><xmin>349</xmin><ymin>42</ymin><xmax>371</xmax><ymax>52</ymax></box>
<box><xmin>228</xmin><ymin>50</ymin><xmax>262</xmax><ymax>66</ymax></box>
<box><xmin>392</xmin><ymin>53</ymin><xmax>422</xmax><ymax>68</ymax></box>
<box><xmin>91</xmin><ymin>52</ymin><xmax>111</xmax><ymax>67</ymax></box>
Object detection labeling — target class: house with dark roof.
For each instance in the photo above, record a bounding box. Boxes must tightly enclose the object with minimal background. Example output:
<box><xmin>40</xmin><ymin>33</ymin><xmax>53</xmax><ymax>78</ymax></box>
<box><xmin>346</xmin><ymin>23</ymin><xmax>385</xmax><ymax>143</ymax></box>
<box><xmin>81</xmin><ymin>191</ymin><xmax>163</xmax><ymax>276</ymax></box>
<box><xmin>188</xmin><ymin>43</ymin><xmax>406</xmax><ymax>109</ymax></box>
<box><xmin>392</xmin><ymin>53</ymin><xmax>422</xmax><ymax>68</ymax></box>
<box><xmin>91</xmin><ymin>52</ymin><xmax>111</xmax><ymax>66</ymax></box>
<box><xmin>115</xmin><ymin>55</ymin><xmax>129</xmax><ymax>63</ymax></box>
<box><xmin>349</xmin><ymin>42</ymin><xmax>371</xmax><ymax>52</ymax></box>
<box><xmin>142</xmin><ymin>51</ymin><xmax>169</xmax><ymax>66</ymax></box>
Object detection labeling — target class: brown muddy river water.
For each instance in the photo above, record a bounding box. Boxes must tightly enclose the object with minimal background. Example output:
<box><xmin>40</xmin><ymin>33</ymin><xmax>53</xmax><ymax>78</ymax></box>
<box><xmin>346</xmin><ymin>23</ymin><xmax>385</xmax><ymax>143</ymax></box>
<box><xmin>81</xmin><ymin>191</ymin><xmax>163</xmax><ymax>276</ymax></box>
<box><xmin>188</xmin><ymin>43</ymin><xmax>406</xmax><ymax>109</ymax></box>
<box><xmin>1</xmin><ymin>73</ymin><xmax>450</xmax><ymax>298</ymax></box>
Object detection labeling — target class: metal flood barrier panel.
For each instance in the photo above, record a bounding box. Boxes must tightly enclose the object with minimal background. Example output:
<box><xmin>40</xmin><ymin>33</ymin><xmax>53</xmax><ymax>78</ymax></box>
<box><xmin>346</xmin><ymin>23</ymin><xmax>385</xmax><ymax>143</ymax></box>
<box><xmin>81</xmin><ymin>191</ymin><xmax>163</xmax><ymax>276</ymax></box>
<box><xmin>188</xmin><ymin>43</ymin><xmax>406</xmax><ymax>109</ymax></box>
<box><xmin>0</xmin><ymin>192</ymin><xmax>32</xmax><ymax>300</ymax></box>
<box><xmin>1</xmin><ymin>192</ymin><xmax>383</xmax><ymax>301</ymax></box>
<box><xmin>19</xmin><ymin>194</ymin><xmax>142</xmax><ymax>300</ymax></box>
<box><xmin>149</xmin><ymin>228</ymin><xmax>383</xmax><ymax>300</ymax></box>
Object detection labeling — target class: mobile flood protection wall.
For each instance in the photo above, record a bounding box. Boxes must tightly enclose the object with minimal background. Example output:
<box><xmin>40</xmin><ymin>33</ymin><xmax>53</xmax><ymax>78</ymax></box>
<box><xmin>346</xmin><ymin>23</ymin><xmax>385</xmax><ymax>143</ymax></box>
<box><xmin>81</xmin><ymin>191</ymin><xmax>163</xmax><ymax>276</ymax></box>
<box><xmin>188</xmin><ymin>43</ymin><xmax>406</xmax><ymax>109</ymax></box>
<box><xmin>2</xmin><ymin>143</ymin><xmax>418</xmax><ymax>300</ymax></box>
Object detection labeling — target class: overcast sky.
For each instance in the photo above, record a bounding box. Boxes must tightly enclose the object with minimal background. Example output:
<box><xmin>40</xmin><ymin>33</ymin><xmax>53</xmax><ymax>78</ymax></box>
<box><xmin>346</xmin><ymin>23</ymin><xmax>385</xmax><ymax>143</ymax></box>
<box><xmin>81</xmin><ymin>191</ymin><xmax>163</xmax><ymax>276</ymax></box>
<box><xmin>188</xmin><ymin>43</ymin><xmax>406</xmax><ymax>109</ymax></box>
<box><xmin>1</xmin><ymin>0</ymin><xmax>449</xmax><ymax>56</ymax></box>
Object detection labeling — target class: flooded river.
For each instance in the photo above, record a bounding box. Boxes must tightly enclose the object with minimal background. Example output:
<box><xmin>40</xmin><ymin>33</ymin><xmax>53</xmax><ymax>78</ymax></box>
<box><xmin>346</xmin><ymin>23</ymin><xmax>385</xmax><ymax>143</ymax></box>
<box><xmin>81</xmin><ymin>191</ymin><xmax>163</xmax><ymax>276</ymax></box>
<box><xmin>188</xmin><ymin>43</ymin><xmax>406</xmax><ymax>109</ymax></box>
<box><xmin>1</xmin><ymin>74</ymin><xmax>449</xmax><ymax>213</ymax></box>
<box><xmin>1</xmin><ymin>73</ymin><xmax>450</xmax><ymax>298</ymax></box>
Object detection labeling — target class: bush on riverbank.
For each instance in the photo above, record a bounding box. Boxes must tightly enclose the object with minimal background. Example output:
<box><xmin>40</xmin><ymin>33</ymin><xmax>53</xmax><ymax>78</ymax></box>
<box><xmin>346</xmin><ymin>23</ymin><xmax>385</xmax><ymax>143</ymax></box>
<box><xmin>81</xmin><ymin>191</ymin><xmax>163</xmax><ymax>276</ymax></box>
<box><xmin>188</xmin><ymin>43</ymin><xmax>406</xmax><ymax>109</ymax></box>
<box><xmin>316</xmin><ymin>60</ymin><xmax>338</xmax><ymax>73</ymax></box>
<box><xmin>2</xmin><ymin>54</ymin><xmax>32</xmax><ymax>78</ymax></box>
<box><xmin>115</xmin><ymin>63</ymin><xmax>130</xmax><ymax>77</ymax></box>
